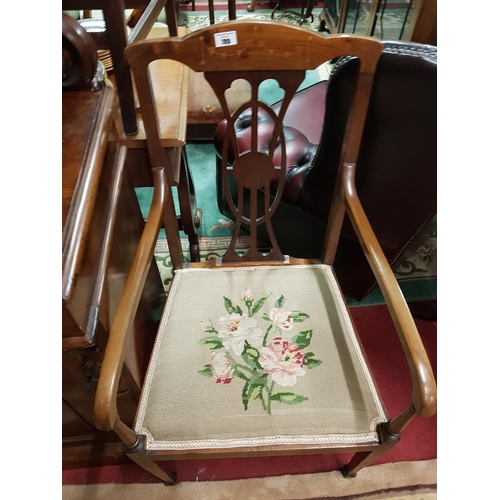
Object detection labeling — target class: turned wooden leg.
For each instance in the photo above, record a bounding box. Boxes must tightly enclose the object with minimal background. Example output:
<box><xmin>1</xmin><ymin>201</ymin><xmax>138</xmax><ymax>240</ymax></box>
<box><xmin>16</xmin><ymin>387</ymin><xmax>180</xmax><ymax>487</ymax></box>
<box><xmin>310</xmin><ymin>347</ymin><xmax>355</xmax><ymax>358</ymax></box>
<box><xmin>247</xmin><ymin>0</ymin><xmax>256</xmax><ymax>12</ymax></box>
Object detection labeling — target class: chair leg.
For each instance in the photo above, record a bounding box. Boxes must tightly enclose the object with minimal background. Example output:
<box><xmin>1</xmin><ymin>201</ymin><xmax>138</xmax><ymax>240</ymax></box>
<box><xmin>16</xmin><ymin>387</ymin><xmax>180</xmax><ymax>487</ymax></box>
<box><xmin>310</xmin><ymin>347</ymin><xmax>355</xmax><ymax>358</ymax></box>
<box><xmin>343</xmin><ymin>422</ymin><xmax>400</xmax><ymax>477</ymax></box>
<box><xmin>122</xmin><ymin>432</ymin><xmax>177</xmax><ymax>484</ymax></box>
<box><xmin>125</xmin><ymin>451</ymin><xmax>176</xmax><ymax>485</ymax></box>
<box><xmin>343</xmin><ymin>443</ymin><xmax>395</xmax><ymax>477</ymax></box>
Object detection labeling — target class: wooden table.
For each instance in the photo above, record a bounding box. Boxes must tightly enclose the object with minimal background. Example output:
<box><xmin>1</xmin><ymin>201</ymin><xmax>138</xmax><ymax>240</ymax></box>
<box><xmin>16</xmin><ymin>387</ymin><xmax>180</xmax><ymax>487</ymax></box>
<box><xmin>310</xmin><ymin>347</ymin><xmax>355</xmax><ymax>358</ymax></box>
<box><xmin>62</xmin><ymin>84</ymin><xmax>165</xmax><ymax>457</ymax></box>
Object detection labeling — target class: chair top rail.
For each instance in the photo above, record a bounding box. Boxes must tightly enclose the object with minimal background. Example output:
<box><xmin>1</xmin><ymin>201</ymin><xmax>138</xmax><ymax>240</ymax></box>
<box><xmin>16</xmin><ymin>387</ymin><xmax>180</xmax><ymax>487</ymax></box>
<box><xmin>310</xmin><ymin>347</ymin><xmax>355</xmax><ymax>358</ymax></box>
<box><xmin>125</xmin><ymin>20</ymin><xmax>383</xmax><ymax>74</ymax></box>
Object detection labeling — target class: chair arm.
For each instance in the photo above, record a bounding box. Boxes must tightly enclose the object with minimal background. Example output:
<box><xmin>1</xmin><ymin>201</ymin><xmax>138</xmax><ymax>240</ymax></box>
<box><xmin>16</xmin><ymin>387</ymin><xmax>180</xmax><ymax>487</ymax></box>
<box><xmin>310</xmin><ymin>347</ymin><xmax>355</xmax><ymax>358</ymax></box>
<box><xmin>341</xmin><ymin>163</ymin><xmax>437</xmax><ymax>418</ymax></box>
<box><xmin>94</xmin><ymin>167</ymin><xmax>170</xmax><ymax>432</ymax></box>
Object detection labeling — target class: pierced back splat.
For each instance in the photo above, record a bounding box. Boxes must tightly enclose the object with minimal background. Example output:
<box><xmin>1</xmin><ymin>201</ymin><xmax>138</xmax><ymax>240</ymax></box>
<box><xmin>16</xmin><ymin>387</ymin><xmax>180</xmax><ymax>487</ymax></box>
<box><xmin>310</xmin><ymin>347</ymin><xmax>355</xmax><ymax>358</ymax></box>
<box><xmin>205</xmin><ymin>70</ymin><xmax>305</xmax><ymax>263</ymax></box>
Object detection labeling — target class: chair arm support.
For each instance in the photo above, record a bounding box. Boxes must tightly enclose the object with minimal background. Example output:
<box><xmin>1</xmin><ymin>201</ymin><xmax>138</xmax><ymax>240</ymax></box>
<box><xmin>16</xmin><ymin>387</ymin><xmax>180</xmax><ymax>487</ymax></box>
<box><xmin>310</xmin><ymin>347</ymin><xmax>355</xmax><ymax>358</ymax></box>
<box><xmin>341</xmin><ymin>163</ymin><xmax>437</xmax><ymax>418</ymax></box>
<box><xmin>94</xmin><ymin>167</ymin><xmax>169</xmax><ymax>432</ymax></box>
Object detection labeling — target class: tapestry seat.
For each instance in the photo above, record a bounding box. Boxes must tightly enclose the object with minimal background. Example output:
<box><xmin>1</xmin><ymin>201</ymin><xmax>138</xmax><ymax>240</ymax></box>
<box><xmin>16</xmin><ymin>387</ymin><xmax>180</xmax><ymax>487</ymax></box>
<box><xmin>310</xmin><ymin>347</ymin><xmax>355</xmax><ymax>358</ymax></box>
<box><xmin>135</xmin><ymin>265</ymin><xmax>387</xmax><ymax>451</ymax></box>
<box><xmin>94</xmin><ymin>21</ymin><xmax>436</xmax><ymax>484</ymax></box>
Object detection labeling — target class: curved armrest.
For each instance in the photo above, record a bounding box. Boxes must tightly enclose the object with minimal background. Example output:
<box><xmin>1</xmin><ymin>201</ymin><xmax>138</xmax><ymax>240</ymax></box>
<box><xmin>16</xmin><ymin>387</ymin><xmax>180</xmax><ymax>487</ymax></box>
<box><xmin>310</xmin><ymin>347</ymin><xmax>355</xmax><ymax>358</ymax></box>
<box><xmin>342</xmin><ymin>163</ymin><xmax>437</xmax><ymax>418</ymax></box>
<box><xmin>94</xmin><ymin>167</ymin><xmax>173</xmax><ymax>432</ymax></box>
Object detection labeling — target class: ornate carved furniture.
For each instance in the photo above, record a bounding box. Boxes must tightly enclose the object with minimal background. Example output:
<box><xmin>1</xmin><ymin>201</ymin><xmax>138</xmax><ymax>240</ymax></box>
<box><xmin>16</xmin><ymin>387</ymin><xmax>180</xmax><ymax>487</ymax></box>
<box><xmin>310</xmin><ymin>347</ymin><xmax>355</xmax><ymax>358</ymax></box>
<box><xmin>93</xmin><ymin>20</ymin><xmax>436</xmax><ymax>483</ymax></box>
<box><xmin>214</xmin><ymin>40</ymin><xmax>437</xmax><ymax>302</ymax></box>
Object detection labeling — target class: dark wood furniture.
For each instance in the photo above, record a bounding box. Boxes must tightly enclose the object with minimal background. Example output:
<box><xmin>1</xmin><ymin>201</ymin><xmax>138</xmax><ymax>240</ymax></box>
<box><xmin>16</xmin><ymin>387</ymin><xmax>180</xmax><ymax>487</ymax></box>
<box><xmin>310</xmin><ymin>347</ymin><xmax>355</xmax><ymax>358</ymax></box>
<box><xmin>93</xmin><ymin>21</ymin><xmax>436</xmax><ymax>484</ymax></box>
<box><xmin>62</xmin><ymin>0</ymin><xmax>179</xmax><ymax>136</ymax></box>
<box><xmin>62</xmin><ymin>84</ymin><xmax>165</xmax><ymax>463</ymax></box>
<box><xmin>62</xmin><ymin>4</ymin><xmax>201</xmax><ymax>260</ymax></box>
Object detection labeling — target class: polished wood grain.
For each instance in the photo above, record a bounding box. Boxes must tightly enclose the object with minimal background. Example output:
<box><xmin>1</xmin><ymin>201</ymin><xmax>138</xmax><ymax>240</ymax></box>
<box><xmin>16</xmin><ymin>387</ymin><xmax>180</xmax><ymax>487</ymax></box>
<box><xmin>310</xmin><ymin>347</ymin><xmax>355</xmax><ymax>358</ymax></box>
<box><xmin>94</xmin><ymin>21</ymin><xmax>436</xmax><ymax>483</ymax></box>
<box><xmin>62</xmin><ymin>87</ymin><xmax>165</xmax><ymax>452</ymax></box>
<box><xmin>62</xmin><ymin>86</ymin><xmax>116</xmax><ymax>302</ymax></box>
<box><xmin>111</xmin><ymin>25</ymin><xmax>190</xmax><ymax>152</ymax></box>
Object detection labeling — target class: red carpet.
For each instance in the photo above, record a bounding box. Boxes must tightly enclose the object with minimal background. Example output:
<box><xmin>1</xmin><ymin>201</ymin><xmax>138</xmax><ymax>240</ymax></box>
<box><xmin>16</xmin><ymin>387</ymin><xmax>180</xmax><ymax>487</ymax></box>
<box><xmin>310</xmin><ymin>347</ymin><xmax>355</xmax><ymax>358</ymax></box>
<box><xmin>62</xmin><ymin>304</ymin><xmax>436</xmax><ymax>485</ymax></box>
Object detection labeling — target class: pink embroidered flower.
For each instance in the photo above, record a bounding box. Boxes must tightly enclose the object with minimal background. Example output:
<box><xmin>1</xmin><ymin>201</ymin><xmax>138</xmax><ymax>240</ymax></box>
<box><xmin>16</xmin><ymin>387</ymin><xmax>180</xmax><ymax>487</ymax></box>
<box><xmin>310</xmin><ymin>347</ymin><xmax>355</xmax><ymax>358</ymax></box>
<box><xmin>242</xmin><ymin>288</ymin><xmax>253</xmax><ymax>301</ymax></box>
<box><xmin>218</xmin><ymin>313</ymin><xmax>263</xmax><ymax>355</ymax></box>
<box><xmin>259</xmin><ymin>337</ymin><xmax>306</xmax><ymax>387</ymax></box>
<box><xmin>210</xmin><ymin>351</ymin><xmax>234</xmax><ymax>384</ymax></box>
<box><xmin>269</xmin><ymin>307</ymin><xmax>294</xmax><ymax>331</ymax></box>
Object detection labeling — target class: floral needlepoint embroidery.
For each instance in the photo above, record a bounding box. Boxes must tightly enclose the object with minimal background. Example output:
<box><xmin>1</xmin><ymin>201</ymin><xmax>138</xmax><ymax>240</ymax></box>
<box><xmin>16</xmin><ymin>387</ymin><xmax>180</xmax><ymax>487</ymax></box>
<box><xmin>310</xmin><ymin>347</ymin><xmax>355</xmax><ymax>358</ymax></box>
<box><xmin>198</xmin><ymin>291</ymin><xmax>322</xmax><ymax>415</ymax></box>
<box><xmin>210</xmin><ymin>351</ymin><xmax>234</xmax><ymax>384</ymax></box>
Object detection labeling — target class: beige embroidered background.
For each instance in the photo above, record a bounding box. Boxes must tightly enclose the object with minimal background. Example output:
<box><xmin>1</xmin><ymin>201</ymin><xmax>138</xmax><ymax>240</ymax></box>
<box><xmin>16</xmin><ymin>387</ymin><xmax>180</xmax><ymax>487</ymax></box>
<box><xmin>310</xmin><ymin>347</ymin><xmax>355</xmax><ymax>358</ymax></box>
<box><xmin>136</xmin><ymin>265</ymin><xmax>386</xmax><ymax>450</ymax></box>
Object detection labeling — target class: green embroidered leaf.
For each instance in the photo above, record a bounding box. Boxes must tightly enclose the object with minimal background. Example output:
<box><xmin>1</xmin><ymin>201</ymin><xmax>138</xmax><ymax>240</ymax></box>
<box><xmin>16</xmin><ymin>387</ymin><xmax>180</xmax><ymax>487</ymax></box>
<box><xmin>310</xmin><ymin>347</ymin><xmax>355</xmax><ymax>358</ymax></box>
<box><xmin>290</xmin><ymin>311</ymin><xmax>310</xmax><ymax>322</ymax></box>
<box><xmin>198</xmin><ymin>364</ymin><xmax>213</xmax><ymax>377</ymax></box>
<box><xmin>269</xmin><ymin>390</ymin><xmax>308</xmax><ymax>405</ymax></box>
<box><xmin>303</xmin><ymin>352</ymin><xmax>322</xmax><ymax>369</ymax></box>
<box><xmin>242</xmin><ymin>376</ymin><xmax>268</xmax><ymax>410</ymax></box>
<box><xmin>233</xmin><ymin>367</ymin><xmax>249</xmax><ymax>381</ymax></box>
<box><xmin>251</xmin><ymin>294</ymin><xmax>271</xmax><ymax>316</ymax></box>
<box><xmin>242</xmin><ymin>343</ymin><xmax>262</xmax><ymax>369</ymax></box>
<box><xmin>262</xmin><ymin>313</ymin><xmax>271</xmax><ymax>321</ymax></box>
<box><xmin>198</xmin><ymin>337</ymin><xmax>224</xmax><ymax>349</ymax></box>
<box><xmin>224</xmin><ymin>296</ymin><xmax>243</xmax><ymax>315</ymax></box>
<box><xmin>275</xmin><ymin>295</ymin><xmax>285</xmax><ymax>308</ymax></box>
<box><xmin>292</xmin><ymin>329</ymin><xmax>313</xmax><ymax>349</ymax></box>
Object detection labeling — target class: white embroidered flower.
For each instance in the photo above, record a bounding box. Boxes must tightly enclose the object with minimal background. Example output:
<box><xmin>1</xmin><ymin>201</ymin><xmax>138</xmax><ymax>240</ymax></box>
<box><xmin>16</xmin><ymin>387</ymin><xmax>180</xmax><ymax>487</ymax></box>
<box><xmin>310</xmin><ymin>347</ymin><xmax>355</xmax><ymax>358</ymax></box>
<box><xmin>200</xmin><ymin>319</ymin><xmax>210</xmax><ymax>330</ymax></box>
<box><xmin>210</xmin><ymin>351</ymin><xmax>234</xmax><ymax>384</ymax></box>
<box><xmin>259</xmin><ymin>337</ymin><xmax>306</xmax><ymax>387</ymax></box>
<box><xmin>218</xmin><ymin>313</ymin><xmax>263</xmax><ymax>355</ymax></box>
<box><xmin>269</xmin><ymin>307</ymin><xmax>294</xmax><ymax>331</ymax></box>
<box><xmin>242</xmin><ymin>288</ymin><xmax>253</xmax><ymax>301</ymax></box>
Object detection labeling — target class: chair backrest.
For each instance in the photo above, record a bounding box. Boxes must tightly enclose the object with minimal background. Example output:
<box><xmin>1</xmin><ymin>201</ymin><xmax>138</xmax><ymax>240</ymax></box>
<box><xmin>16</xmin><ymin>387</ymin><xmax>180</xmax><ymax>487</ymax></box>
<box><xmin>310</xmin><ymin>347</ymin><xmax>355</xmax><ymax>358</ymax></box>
<box><xmin>125</xmin><ymin>21</ymin><xmax>383</xmax><ymax>266</ymax></box>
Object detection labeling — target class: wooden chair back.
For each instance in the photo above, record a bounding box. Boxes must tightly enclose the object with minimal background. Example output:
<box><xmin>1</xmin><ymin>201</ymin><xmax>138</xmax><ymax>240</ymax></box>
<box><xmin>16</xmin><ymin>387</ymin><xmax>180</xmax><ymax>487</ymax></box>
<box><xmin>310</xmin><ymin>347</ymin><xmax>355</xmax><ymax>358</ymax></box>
<box><xmin>125</xmin><ymin>21</ymin><xmax>383</xmax><ymax>266</ymax></box>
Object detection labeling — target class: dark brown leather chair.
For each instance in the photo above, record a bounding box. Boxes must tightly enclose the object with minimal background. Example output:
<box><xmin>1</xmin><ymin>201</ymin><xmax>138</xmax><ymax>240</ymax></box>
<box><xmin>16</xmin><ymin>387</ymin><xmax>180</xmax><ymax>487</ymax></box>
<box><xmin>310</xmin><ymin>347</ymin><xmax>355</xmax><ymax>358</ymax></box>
<box><xmin>214</xmin><ymin>40</ymin><xmax>437</xmax><ymax>301</ymax></box>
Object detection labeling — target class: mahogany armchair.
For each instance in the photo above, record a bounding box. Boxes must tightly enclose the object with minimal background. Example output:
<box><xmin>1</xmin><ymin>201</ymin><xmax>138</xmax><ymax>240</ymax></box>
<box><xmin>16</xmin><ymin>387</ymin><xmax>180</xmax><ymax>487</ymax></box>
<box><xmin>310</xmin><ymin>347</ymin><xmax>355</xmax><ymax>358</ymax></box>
<box><xmin>94</xmin><ymin>21</ymin><xmax>436</xmax><ymax>484</ymax></box>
